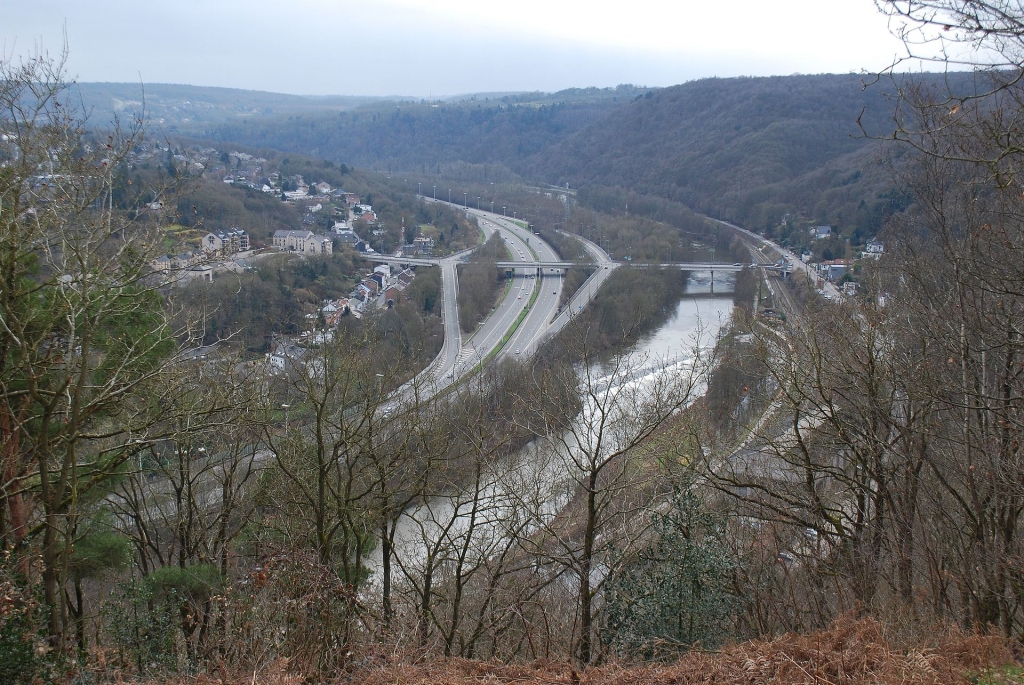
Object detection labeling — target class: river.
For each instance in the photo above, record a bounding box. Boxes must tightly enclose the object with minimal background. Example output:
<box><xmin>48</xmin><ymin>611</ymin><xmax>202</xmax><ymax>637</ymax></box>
<box><xmin>363</xmin><ymin>271</ymin><xmax>736</xmax><ymax>590</ymax></box>
<box><xmin>624</xmin><ymin>270</ymin><xmax>734</xmax><ymax>365</ymax></box>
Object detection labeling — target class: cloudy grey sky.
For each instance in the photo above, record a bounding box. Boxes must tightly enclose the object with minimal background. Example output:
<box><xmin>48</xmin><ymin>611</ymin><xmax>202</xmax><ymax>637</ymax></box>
<box><xmin>5</xmin><ymin>0</ymin><xmax>910</xmax><ymax>96</ymax></box>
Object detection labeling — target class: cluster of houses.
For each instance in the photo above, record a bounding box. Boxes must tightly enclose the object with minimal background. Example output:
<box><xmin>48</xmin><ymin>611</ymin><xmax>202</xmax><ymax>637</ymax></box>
<box><xmin>150</xmin><ymin>227</ymin><xmax>253</xmax><ymax>283</ymax></box>
<box><xmin>129</xmin><ymin>143</ymin><xmax>211</xmax><ymax>176</ymax></box>
<box><xmin>139</xmin><ymin>144</ymin><xmax>395</xmax><ymax>290</ymax></box>
<box><xmin>307</xmin><ymin>262</ymin><xmax>417</xmax><ymax>323</ymax></box>
<box><xmin>351</xmin><ymin>263</ymin><xmax>416</xmax><ymax>312</ymax></box>
<box><xmin>406</xmin><ymin>235</ymin><xmax>435</xmax><ymax>256</ymax></box>
<box><xmin>222</xmin><ymin>151</ymin><xmax>273</xmax><ymax>191</ymax></box>
<box><xmin>796</xmin><ymin>224</ymin><xmax>886</xmax><ymax>293</ymax></box>
<box><xmin>807</xmin><ymin>238</ymin><xmax>884</xmax><ymax>282</ymax></box>
<box><xmin>266</xmin><ymin>263</ymin><xmax>418</xmax><ymax>375</ymax></box>
<box><xmin>150</xmin><ymin>251</ymin><xmax>202</xmax><ymax>274</ymax></box>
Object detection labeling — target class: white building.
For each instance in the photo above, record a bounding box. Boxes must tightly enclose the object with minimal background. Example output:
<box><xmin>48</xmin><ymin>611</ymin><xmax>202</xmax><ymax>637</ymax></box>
<box><xmin>862</xmin><ymin>239</ymin><xmax>884</xmax><ymax>260</ymax></box>
<box><xmin>202</xmin><ymin>228</ymin><xmax>249</xmax><ymax>256</ymax></box>
<box><xmin>273</xmin><ymin>229</ymin><xmax>333</xmax><ymax>255</ymax></box>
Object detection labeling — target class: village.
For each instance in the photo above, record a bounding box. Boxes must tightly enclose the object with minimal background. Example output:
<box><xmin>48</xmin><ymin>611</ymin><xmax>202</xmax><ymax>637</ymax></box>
<box><xmin>141</xmin><ymin>145</ymin><xmax>435</xmax><ymax>358</ymax></box>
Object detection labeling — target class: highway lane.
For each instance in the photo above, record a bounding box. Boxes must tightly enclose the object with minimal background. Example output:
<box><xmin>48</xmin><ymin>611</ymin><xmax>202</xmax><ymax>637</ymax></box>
<box><xmin>412</xmin><ymin>200</ymin><xmax>549</xmax><ymax>383</ymax></box>
<box><xmin>467</xmin><ymin>209</ymin><xmax>563</xmax><ymax>360</ymax></box>
<box><xmin>388</xmin><ymin>216</ymin><xmax>497</xmax><ymax>399</ymax></box>
<box><xmin>453</xmin><ymin>211</ymin><xmax>541</xmax><ymax>372</ymax></box>
<box><xmin>437</xmin><ymin>259</ymin><xmax>462</xmax><ymax>374</ymax></box>
<box><xmin>541</xmin><ymin>229</ymin><xmax>618</xmax><ymax>345</ymax></box>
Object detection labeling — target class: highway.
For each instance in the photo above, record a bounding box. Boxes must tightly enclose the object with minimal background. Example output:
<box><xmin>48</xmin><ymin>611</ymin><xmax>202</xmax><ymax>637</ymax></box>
<box><xmin>456</xmin><ymin>209</ymin><xmax>546</xmax><ymax>368</ymax></box>
<box><xmin>404</xmin><ymin>201</ymin><xmax>553</xmax><ymax>390</ymax></box>
<box><xmin>389</xmin><ymin>204</ymin><xmax>625</xmax><ymax>366</ymax></box>
<box><xmin>537</xmin><ymin>229</ymin><xmax>618</xmax><ymax>349</ymax></box>
<box><xmin>391</xmin><ymin>200</ymin><xmax>634</xmax><ymax>393</ymax></box>
<box><xmin>470</xmin><ymin>209</ymin><xmax>563</xmax><ymax>360</ymax></box>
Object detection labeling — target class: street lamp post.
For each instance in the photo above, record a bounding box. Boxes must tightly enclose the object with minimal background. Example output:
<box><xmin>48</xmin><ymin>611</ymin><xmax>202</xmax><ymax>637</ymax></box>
<box><xmin>477</xmin><ymin>196</ymin><xmax>480</xmax><ymax>210</ymax></box>
<box><xmin>417</xmin><ymin>182</ymin><xmax>421</xmax><ymax>195</ymax></box>
<box><xmin>464</xmin><ymin>192</ymin><xmax>467</xmax><ymax>207</ymax></box>
<box><xmin>490</xmin><ymin>200</ymin><xmax>494</xmax><ymax>213</ymax></box>
<box><xmin>281</xmin><ymin>404</ymin><xmax>290</xmax><ymax>436</ymax></box>
<box><xmin>502</xmin><ymin>206</ymin><xmax>506</xmax><ymax>216</ymax></box>
<box><xmin>433</xmin><ymin>185</ymin><xmax>436</xmax><ymax>200</ymax></box>
<box><xmin>448</xmin><ymin>188</ymin><xmax>451</xmax><ymax>203</ymax></box>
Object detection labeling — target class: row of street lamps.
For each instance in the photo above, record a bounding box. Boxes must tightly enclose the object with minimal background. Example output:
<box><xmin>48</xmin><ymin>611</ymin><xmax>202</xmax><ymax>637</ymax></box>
<box><xmin>408</xmin><ymin>179</ymin><xmax>520</xmax><ymax>219</ymax></box>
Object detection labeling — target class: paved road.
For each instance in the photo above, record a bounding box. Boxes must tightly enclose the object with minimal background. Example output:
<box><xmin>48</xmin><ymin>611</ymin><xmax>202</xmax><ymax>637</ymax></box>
<box><xmin>468</xmin><ymin>210</ymin><xmax>563</xmax><ymax>360</ymax></box>
<box><xmin>540</xmin><ymin>229</ymin><xmax>618</xmax><ymax>345</ymax></box>
<box><xmin>437</xmin><ymin>260</ymin><xmax>462</xmax><ymax>375</ymax></box>
<box><xmin>708</xmin><ymin>217</ymin><xmax>843</xmax><ymax>302</ymax></box>
<box><xmin>409</xmin><ymin>201</ymin><xmax>554</xmax><ymax>388</ymax></box>
<box><xmin>457</xmin><ymin>210</ymin><xmax>546</xmax><ymax>367</ymax></box>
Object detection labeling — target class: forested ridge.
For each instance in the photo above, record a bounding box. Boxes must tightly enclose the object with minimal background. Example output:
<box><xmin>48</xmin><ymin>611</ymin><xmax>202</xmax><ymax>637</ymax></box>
<box><xmin>191</xmin><ymin>72</ymin><xmax>983</xmax><ymax>237</ymax></box>
<box><xmin>205</xmin><ymin>97</ymin><xmax>628</xmax><ymax>174</ymax></box>
<box><xmin>529</xmin><ymin>73</ymin><xmax>905</xmax><ymax>229</ymax></box>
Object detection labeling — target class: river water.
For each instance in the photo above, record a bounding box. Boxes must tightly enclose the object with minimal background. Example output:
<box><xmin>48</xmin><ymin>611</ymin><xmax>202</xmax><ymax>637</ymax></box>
<box><xmin>624</xmin><ymin>271</ymin><xmax>734</xmax><ymax>365</ymax></box>
<box><xmin>363</xmin><ymin>271</ymin><xmax>735</xmax><ymax>588</ymax></box>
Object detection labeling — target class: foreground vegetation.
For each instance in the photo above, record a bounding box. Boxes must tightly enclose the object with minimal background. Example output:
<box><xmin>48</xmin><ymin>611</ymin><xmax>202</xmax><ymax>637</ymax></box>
<box><xmin>5</xmin><ymin>3</ymin><xmax>1024</xmax><ymax>681</ymax></box>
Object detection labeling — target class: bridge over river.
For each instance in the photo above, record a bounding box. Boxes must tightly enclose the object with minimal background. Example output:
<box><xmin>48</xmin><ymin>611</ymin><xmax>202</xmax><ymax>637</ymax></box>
<box><xmin>364</xmin><ymin>254</ymin><xmax>756</xmax><ymax>272</ymax></box>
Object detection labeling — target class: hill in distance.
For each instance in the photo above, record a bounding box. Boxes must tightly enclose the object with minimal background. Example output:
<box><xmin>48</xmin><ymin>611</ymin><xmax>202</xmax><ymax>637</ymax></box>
<box><xmin>189</xmin><ymin>73</ymin><xmax>957</xmax><ymax>234</ymax></box>
<box><xmin>72</xmin><ymin>82</ymin><xmax>389</xmax><ymax>128</ymax></box>
<box><xmin>89</xmin><ymin>74</ymin><xmax>982</xmax><ymax>239</ymax></box>
<box><xmin>72</xmin><ymin>82</ymin><xmax>651</xmax><ymax>130</ymax></box>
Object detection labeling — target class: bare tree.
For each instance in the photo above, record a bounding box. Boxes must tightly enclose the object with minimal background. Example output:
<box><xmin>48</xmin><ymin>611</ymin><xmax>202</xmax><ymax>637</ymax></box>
<box><xmin>514</xmin><ymin>321</ymin><xmax>710</xmax><ymax>664</ymax></box>
<box><xmin>0</xmin><ymin>48</ymin><xmax>195</xmax><ymax>647</ymax></box>
<box><xmin>108</xmin><ymin>351</ymin><xmax>265</xmax><ymax>662</ymax></box>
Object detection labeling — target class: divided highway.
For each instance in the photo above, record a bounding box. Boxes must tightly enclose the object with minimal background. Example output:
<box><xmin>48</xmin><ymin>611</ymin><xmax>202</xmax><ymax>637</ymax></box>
<box><xmin>400</xmin><ymin>201</ymin><xmax>558</xmax><ymax>393</ymax></box>
<box><xmin>468</xmin><ymin>209</ymin><xmax>561</xmax><ymax>360</ymax></box>
<box><xmin>390</xmin><ymin>200</ymin><xmax>732</xmax><ymax>393</ymax></box>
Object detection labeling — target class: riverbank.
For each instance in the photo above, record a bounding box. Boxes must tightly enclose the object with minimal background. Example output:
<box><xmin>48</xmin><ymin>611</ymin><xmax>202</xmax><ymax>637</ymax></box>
<box><xmin>362</xmin><ymin>271</ymin><xmax>736</xmax><ymax>582</ymax></box>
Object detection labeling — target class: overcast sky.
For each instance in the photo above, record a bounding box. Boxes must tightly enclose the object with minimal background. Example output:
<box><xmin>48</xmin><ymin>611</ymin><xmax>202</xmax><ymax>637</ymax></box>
<box><xmin>5</xmin><ymin>0</ymin><xmax>911</xmax><ymax>96</ymax></box>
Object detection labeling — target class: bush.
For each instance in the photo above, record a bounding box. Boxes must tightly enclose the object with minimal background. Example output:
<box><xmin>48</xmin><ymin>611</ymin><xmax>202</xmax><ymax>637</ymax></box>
<box><xmin>602</xmin><ymin>484</ymin><xmax>740</xmax><ymax>659</ymax></box>
<box><xmin>0</xmin><ymin>573</ymin><xmax>44</xmax><ymax>685</ymax></box>
<box><xmin>102</xmin><ymin>578</ymin><xmax>178</xmax><ymax>676</ymax></box>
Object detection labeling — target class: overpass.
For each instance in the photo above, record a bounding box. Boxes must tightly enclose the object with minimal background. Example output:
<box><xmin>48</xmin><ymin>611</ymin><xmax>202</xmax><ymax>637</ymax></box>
<box><xmin>364</xmin><ymin>253</ymin><xmax>750</xmax><ymax>272</ymax></box>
